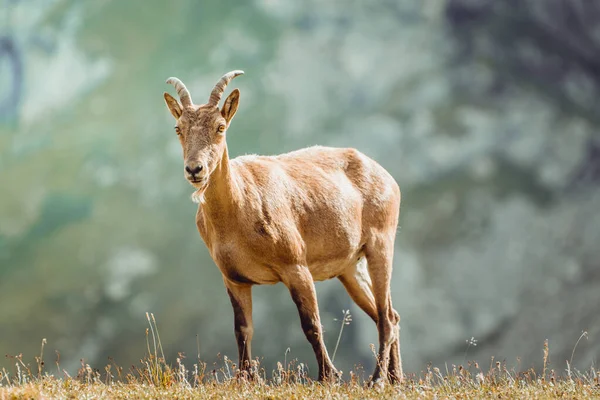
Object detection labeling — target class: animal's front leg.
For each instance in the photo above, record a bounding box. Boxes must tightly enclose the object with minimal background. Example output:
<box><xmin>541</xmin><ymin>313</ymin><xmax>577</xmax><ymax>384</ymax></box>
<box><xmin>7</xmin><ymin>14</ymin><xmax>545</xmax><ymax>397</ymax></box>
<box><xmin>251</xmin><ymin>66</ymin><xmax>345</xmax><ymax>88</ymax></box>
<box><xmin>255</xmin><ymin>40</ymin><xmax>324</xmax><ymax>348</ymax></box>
<box><xmin>282</xmin><ymin>266</ymin><xmax>339</xmax><ymax>382</ymax></box>
<box><xmin>224</xmin><ymin>279</ymin><xmax>254</xmax><ymax>378</ymax></box>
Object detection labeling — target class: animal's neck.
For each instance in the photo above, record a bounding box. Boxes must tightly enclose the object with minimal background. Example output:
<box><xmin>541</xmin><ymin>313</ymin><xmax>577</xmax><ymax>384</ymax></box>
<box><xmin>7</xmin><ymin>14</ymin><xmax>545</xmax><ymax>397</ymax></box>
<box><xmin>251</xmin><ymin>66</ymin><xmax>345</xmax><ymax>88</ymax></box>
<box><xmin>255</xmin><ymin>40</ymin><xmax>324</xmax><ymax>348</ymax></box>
<box><xmin>201</xmin><ymin>144</ymin><xmax>240</xmax><ymax>218</ymax></box>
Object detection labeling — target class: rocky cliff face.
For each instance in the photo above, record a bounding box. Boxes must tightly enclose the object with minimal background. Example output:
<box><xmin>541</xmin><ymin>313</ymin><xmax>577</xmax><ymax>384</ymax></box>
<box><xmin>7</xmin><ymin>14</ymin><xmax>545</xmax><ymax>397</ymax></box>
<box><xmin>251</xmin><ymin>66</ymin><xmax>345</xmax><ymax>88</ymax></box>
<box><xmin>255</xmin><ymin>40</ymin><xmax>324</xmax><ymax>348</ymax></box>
<box><xmin>0</xmin><ymin>0</ymin><xmax>598</xmax><ymax>376</ymax></box>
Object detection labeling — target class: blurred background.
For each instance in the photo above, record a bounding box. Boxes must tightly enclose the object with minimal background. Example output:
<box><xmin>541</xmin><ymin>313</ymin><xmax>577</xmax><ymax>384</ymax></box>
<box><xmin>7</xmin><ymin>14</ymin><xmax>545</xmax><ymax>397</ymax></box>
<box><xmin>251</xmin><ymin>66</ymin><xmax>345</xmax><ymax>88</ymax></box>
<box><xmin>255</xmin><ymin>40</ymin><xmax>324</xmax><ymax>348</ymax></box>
<box><xmin>1</xmin><ymin>0</ymin><xmax>599</xmax><ymax>378</ymax></box>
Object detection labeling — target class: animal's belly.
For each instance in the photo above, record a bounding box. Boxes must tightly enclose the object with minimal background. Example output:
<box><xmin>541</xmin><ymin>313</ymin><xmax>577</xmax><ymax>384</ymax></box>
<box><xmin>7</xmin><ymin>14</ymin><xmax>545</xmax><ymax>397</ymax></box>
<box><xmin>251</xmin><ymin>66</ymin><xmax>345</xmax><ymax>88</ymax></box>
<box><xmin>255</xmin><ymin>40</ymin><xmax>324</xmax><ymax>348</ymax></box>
<box><xmin>211</xmin><ymin>242</ymin><xmax>281</xmax><ymax>285</ymax></box>
<box><xmin>210</xmin><ymin>218</ymin><xmax>364</xmax><ymax>284</ymax></box>
<box><xmin>217</xmin><ymin>258</ymin><xmax>281</xmax><ymax>285</ymax></box>
<box><xmin>307</xmin><ymin>248</ymin><xmax>364</xmax><ymax>281</ymax></box>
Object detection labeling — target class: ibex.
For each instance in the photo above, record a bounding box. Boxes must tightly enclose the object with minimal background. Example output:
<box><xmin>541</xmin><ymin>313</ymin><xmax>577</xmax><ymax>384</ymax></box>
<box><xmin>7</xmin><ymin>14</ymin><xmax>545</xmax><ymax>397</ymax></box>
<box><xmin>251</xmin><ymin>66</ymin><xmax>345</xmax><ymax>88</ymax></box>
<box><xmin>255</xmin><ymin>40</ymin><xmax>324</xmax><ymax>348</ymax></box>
<box><xmin>163</xmin><ymin>71</ymin><xmax>403</xmax><ymax>384</ymax></box>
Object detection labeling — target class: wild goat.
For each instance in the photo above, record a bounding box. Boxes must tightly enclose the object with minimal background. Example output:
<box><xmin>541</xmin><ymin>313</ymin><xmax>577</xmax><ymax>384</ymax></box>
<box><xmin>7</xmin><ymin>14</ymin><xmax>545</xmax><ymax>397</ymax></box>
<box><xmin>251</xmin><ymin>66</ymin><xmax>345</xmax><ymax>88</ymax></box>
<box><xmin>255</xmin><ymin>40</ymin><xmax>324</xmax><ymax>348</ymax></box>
<box><xmin>163</xmin><ymin>71</ymin><xmax>403</xmax><ymax>384</ymax></box>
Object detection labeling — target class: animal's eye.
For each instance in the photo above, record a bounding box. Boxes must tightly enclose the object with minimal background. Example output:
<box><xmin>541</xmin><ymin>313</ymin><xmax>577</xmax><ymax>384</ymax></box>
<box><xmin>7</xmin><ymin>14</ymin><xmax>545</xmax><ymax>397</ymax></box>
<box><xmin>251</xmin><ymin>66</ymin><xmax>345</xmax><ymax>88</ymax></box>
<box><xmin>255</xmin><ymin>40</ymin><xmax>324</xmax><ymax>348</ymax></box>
<box><xmin>217</xmin><ymin>124</ymin><xmax>226</xmax><ymax>133</ymax></box>
<box><xmin>174</xmin><ymin>126</ymin><xmax>181</xmax><ymax>135</ymax></box>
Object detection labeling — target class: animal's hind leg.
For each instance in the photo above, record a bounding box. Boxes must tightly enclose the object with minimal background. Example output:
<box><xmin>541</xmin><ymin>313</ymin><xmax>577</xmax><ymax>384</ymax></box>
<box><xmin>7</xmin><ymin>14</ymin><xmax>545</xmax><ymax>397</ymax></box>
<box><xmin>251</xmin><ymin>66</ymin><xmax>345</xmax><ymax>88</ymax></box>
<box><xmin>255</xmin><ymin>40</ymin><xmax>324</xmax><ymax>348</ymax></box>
<box><xmin>364</xmin><ymin>233</ymin><xmax>397</xmax><ymax>385</ymax></box>
<box><xmin>387</xmin><ymin>293</ymin><xmax>403</xmax><ymax>384</ymax></box>
<box><xmin>338</xmin><ymin>259</ymin><xmax>378</xmax><ymax>323</ymax></box>
<box><xmin>339</xmin><ymin>259</ymin><xmax>403</xmax><ymax>384</ymax></box>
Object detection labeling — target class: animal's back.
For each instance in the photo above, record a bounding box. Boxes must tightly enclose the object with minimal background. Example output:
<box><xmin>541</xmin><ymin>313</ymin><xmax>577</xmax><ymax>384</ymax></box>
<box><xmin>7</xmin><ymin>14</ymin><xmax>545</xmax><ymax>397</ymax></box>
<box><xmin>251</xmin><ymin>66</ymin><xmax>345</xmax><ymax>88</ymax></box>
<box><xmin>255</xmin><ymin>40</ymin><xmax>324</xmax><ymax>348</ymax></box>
<box><xmin>234</xmin><ymin>145</ymin><xmax>400</xmax><ymax>205</ymax></box>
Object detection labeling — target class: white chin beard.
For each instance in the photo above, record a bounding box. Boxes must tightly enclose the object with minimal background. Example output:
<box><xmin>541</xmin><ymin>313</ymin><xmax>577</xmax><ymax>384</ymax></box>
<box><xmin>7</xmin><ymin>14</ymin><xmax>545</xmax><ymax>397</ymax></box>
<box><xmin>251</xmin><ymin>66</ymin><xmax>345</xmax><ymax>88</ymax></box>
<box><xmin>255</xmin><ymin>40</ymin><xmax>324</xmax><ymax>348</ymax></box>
<box><xmin>190</xmin><ymin>185</ymin><xmax>207</xmax><ymax>204</ymax></box>
<box><xmin>192</xmin><ymin>182</ymin><xmax>208</xmax><ymax>204</ymax></box>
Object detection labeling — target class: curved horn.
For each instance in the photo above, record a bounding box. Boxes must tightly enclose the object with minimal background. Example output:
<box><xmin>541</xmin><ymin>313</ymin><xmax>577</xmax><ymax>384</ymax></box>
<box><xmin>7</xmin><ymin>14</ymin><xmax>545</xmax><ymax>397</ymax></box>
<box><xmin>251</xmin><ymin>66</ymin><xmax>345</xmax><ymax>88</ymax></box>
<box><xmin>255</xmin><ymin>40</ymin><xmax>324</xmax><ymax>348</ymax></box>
<box><xmin>208</xmin><ymin>70</ymin><xmax>244</xmax><ymax>106</ymax></box>
<box><xmin>166</xmin><ymin>77</ymin><xmax>193</xmax><ymax>107</ymax></box>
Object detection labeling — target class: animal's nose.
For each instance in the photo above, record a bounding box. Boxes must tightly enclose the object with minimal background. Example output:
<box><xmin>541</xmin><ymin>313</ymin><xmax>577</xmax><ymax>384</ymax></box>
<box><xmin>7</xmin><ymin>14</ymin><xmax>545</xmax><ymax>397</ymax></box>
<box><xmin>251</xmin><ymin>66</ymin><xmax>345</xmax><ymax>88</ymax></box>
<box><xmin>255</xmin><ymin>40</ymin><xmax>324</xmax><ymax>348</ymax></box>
<box><xmin>185</xmin><ymin>164</ymin><xmax>203</xmax><ymax>177</ymax></box>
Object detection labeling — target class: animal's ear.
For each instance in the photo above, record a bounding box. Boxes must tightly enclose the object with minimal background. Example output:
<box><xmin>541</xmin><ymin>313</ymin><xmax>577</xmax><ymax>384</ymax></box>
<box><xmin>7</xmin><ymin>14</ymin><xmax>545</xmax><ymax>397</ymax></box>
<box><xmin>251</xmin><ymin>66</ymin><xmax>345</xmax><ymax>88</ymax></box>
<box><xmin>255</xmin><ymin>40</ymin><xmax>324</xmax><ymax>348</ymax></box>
<box><xmin>164</xmin><ymin>92</ymin><xmax>182</xmax><ymax>119</ymax></box>
<box><xmin>221</xmin><ymin>89</ymin><xmax>240</xmax><ymax>124</ymax></box>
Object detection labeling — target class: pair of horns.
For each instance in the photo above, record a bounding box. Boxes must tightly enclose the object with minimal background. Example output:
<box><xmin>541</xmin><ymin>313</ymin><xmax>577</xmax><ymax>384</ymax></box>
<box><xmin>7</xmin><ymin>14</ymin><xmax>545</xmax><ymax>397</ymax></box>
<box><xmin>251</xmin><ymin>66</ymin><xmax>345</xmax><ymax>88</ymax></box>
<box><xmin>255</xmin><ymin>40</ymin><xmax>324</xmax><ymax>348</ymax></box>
<box><xmin>166</xmin><ymin>70</ymin><xmax>244</xmax><ymax>107</ymax></box>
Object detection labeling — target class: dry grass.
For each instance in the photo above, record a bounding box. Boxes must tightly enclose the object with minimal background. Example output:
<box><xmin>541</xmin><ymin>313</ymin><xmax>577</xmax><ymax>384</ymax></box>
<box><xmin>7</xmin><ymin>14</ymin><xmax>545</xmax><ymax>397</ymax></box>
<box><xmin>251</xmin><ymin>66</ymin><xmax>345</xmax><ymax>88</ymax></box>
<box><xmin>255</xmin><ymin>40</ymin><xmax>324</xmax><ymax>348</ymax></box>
<box><xmin>1</xmin><ymin>369</ymin><xmax>598</xmax><ymax>399</ymax></box>
<box><xmin>0</xmin><ymin>315</ymin><xmax>598</xmax><ymax>399</ymax></box>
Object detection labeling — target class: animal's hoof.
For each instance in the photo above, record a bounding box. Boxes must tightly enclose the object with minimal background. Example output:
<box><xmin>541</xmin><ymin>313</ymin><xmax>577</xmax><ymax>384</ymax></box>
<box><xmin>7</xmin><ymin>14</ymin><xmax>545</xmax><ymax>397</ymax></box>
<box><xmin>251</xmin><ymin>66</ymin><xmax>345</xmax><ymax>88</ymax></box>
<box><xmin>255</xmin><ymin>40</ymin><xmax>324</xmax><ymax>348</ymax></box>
<box><xmin>318</xmin><ymin>368</ymin><xmax>342</xmax><ymax>383</ymax></box>
<box><xmin>388</xmin><ymin>373</ymin><xmax>404</xmax><ymax>385</ymax></box>
<box><xmin>367</xmin><ymin>376</ymin><xmax>386</xmax><ymax>389</ymax></box>
<box><xmin>235</xmin><ymin>369</ymin><xmax>257</xmax><ymax>382</ymax></box>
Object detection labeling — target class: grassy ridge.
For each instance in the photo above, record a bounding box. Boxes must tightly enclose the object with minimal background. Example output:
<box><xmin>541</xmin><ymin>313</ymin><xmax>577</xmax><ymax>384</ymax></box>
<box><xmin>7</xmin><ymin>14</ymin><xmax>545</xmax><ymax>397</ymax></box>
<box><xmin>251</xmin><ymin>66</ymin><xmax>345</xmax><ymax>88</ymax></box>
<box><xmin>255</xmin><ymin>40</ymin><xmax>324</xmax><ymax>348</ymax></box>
<box><xmin>1</xmin><ymin>375</ymin><xmax>598</xmax><ymax>399</ymax></box>
<box><xmin>1</xmin><ymin>316</ymin><xmax>597</xmax><ymax>399</ymax></box>
<box><xmin>2</xmin><ymin>347</ymin><xmax>598</xmax><ymax>399</ymax></box>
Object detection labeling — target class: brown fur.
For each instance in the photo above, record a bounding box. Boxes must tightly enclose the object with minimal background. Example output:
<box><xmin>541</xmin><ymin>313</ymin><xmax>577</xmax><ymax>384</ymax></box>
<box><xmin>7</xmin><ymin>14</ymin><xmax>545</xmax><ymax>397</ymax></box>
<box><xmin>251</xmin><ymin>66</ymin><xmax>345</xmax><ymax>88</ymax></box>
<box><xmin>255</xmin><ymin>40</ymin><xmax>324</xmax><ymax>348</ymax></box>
<box><xmin>164</xmin><ymin>72</ymin><xmax>403</xmax><ymax>384</ymax></box>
